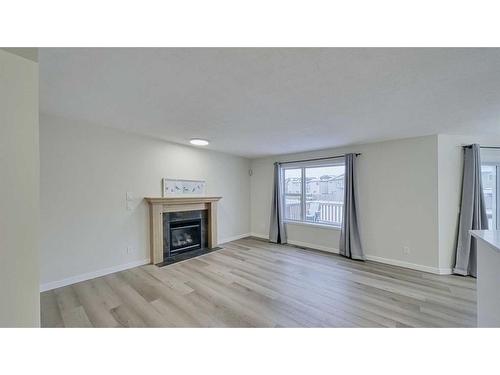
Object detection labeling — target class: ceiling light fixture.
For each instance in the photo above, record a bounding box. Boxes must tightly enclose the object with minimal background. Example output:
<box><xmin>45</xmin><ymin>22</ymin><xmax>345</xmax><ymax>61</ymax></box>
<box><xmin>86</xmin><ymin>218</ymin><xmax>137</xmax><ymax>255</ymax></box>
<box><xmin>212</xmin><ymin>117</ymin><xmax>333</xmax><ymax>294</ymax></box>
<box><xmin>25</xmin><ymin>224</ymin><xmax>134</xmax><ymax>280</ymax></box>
<box><xmin>190</xmin><ymin>138</ymin><xmax>209</xmax><ymax>146</ymax></box>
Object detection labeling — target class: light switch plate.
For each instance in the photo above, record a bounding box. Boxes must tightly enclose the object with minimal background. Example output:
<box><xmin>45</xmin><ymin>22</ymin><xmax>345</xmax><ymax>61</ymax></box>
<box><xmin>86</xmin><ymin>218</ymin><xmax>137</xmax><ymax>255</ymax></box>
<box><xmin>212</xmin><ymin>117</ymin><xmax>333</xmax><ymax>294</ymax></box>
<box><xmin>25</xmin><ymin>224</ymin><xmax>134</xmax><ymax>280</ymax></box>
<box><xmin>126</xmin><ymin>192</ymin><xmax>133</xmax><ymax>201</ymax></box>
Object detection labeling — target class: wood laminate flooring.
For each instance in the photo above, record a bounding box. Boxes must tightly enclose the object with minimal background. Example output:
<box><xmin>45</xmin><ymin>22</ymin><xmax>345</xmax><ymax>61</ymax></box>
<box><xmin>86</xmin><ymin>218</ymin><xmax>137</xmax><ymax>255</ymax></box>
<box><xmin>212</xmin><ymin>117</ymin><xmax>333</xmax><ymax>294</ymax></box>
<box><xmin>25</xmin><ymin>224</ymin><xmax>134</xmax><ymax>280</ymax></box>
<box><xmin>41</xmin><ymin>238</ymin><xmax>477</xmax><ymax>327</ymax></box>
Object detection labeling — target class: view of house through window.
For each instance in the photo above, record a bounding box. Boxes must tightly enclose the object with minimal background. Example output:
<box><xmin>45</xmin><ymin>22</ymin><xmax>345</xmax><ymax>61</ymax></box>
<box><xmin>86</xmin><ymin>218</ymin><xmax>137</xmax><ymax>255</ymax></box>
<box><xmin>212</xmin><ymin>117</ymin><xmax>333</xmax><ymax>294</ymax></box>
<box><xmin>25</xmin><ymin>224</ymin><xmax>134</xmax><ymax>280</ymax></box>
<box><xmin>283</xmin><ymin>161</ymin><xmax>345</xmax><ymax>226</ymax></box>
<box><xmin>481</xmin><ymin>164</ymin><xmax>499</xmax><ymax>230</ymax></box>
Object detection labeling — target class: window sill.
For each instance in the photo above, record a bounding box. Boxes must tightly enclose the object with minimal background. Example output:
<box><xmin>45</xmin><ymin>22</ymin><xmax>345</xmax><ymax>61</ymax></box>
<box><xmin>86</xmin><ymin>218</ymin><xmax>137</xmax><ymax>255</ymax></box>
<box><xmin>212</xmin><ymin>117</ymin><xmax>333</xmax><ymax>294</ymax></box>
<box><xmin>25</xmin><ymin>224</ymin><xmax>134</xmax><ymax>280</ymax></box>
<box><xmin>284</xmin><ymin>220</ymin><xmax>341</xmax><ymax>231</ymax></box>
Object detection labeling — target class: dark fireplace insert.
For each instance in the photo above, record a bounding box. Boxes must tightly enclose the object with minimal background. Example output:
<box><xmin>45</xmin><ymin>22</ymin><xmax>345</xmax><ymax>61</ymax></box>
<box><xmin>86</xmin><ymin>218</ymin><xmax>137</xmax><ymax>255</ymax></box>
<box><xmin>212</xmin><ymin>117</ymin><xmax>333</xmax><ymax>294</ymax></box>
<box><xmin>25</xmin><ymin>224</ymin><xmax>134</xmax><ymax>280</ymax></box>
<box><xmin>169</xmin><ymin>218</ymin><xmax>202</xmax><ymax>254</ymax></box>
<box><xmin>162</xmin><ymin>210</ymin><xmax>209</xmax><ymax>264</ymax></box>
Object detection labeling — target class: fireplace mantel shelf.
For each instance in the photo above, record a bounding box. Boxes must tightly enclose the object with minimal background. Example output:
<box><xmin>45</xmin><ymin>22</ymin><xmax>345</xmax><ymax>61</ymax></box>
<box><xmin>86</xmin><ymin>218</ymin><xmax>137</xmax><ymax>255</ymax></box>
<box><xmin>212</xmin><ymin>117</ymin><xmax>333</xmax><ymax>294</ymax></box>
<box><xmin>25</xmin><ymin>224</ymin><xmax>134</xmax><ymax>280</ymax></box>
<box><xmin>145</xmin><ymin>196</ymin><xmax>222</xmax><ymax>205</ymax></box>
<box><xmin>146</xmin><ymin>196</ymin><xmax>222</xmax><ymax>264</ymax></box>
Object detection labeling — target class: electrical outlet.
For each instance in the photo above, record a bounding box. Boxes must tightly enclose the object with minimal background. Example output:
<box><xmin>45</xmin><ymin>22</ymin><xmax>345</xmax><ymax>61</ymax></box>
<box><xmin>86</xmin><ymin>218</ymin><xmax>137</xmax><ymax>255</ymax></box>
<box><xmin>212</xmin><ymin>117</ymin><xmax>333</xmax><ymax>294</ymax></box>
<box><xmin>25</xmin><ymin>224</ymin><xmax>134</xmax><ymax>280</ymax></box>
<box><xmin>403</xmin><ymin>246</ymin><xmax>410</xmax><ymax>255</ymax></box>
<box><xmin>126</xmin><ymin>192</ymin><xmax>133</xmax><ymax>201</ymax></box>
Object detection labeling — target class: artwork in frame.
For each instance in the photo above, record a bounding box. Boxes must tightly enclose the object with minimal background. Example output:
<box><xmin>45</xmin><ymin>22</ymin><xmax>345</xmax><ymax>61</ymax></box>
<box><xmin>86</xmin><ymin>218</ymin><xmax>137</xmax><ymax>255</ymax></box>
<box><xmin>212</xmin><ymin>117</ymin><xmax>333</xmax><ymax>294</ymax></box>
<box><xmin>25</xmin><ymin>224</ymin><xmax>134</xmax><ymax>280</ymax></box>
<box><xmin>162</xmin><ymin>178</ymin><xmax>206</xmax><ymax>197</ymax></box>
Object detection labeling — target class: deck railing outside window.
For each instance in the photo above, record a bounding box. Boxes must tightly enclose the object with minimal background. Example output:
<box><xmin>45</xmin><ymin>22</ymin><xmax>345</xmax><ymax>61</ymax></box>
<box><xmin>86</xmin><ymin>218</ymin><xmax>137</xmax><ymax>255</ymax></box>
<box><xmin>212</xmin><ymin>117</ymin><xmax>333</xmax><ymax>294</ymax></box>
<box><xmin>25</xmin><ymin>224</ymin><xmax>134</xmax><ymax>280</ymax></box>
<box><xmin>285</xmin><ymin>201</ymin><xmax>343</xmax><ymax>226</ymax></box>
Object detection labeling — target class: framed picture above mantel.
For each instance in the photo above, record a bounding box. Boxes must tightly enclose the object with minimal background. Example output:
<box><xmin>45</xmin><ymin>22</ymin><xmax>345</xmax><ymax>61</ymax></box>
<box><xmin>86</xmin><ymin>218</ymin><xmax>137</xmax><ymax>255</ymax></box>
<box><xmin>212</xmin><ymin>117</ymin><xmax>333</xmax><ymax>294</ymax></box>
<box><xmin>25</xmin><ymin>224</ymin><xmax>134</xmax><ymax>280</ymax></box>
<box><xmin>162</xmin><ymin>178</ymin><xmax>206</xmax><ymax>197</ymax></box>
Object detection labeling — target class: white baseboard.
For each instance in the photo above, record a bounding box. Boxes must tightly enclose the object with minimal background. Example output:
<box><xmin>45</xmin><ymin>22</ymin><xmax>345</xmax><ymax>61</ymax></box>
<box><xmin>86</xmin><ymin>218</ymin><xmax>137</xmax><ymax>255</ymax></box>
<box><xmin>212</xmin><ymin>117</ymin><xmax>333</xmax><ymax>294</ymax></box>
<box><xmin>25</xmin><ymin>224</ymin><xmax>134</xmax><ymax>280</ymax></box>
<box><xmin>289</xmin><ymin>244</ymin><xmax>451</xmax><ymax>275</ymax></box>
<box><xmin>287</xmin><ymin>239</ymin><xmax>340</xmax><ymax>254</ymax></box>
<box><xmin>365</xmin><ymin>255</ymin><xmax>452</xmax><ymax>275</ymax></box>
<box><xmin>41</xmin><ymin>232</ymin><xmax>252</xmax><ymax>292</ymax></box>
<box><xmin>249</xmin><ymin>233</ymin><xmax>340</xmax><ymax>254</ymax></box>
<box><xmin>250</xmin><ymin>232</ymin><xmax>451</xmax><ymax>275</ymax></box>
<box><xmin>41</xmin><ymin>234</ymin><xmax>451</xmax><ymax>292</ymax></box>
<box><xmin>40</xmin><ymin>258</ymin><xmax>150</xmax><ymax>292</ymax></box>
<box><xmin>438</xmin><ymin>267</ymin><xmax>453</xmax><ymax>275</ymax></box>
<box><xmin>219</xmin><ymin>233</ymin><xmax>251</xmax><ymax>244</ymax></box>
<box><xmin>249</xmin><ymin>232</ymin><xmax>268</xmax><ymax>240</ymax></box>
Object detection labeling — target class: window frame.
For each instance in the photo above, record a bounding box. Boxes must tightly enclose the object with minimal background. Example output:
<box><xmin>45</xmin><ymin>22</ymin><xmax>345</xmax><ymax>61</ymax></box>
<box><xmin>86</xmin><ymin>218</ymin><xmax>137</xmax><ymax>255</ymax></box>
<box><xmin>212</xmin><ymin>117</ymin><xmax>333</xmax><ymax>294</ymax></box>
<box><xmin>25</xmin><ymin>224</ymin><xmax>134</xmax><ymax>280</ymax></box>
<box><xmin>281</xmin><ymin>158</ymin><xmax>345</xmax><ymax>229</ymax></box>
<box><xmin>482</xmin><ymin>161</ymin><xmax>500</xmax><ymax>230</ymax></box>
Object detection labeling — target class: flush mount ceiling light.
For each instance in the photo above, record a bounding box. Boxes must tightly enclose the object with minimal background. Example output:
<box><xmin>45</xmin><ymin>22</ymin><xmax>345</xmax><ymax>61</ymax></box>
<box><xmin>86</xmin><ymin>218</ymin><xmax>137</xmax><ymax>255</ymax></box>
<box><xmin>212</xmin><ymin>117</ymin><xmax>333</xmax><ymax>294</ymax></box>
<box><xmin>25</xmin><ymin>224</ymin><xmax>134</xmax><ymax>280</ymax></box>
<box><xmin>190</xmin><ymin>138</ymin><xmax>209</xmax><ymax>146</ymax></box>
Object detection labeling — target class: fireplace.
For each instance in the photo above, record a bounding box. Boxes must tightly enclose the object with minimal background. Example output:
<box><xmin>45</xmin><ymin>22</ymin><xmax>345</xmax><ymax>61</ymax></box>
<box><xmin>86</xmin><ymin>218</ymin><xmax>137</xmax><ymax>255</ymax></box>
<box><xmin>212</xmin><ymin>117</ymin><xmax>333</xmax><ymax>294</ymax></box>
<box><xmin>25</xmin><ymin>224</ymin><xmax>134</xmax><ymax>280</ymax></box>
<box><xmin>163</xmin><ymin>210</ymin><xmax>208</xmax><ymax>260</ymax></box>
<box><xmin>146</xmin><ymin>196</ymin><xmax>221</xmax><ymax>264</ymax></box>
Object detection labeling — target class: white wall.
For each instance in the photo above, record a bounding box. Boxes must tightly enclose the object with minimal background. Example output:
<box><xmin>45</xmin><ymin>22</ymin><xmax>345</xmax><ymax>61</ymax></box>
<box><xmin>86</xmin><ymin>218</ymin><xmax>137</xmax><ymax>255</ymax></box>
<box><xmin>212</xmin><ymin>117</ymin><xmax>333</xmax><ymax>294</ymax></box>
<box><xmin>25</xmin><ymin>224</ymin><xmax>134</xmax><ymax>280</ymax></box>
<box><xmin>251</xmin><ymin>135</ymin><xmax>444</xmax><ymax>273</ymax></box>
<box><xmin>0</xmin><ymin>50</ymin><xmax>40</xmax><ymax>326</ymax></box>
<box><xmin>40</xmin><ymin>113</ymin><xmax>251</xmax><ymax>290</ymax></box>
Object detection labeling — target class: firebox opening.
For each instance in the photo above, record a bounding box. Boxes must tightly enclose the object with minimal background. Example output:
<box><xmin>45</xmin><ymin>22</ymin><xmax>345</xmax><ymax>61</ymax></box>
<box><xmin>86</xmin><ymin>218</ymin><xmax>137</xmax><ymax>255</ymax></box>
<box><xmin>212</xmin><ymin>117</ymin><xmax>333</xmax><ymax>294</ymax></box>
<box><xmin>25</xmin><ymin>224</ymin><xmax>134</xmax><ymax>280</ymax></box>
<box><xmin>169</xmin><ymin>219</ymin><xmax>202</xmax><ymax>254</ymax></box>
<box><xmin>162</xmin><ymin>209</ymin><xmax>209</xmax><ymax>263</ymax></box>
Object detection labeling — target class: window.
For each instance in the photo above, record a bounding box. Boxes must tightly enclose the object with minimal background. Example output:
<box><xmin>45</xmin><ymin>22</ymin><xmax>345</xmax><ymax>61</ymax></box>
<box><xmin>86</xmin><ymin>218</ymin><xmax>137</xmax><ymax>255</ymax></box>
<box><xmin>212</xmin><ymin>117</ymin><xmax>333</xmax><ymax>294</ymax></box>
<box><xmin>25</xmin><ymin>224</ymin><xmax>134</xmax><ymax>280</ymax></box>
<box><xmin>481</xmin><ymin>163</ymin><xmax>500</xmax><ymax>230</ymax></box>
<box><xmin>282</xmin><ymin>159</ymin><xmax>345</xmax><ymax>227</ymax></box>
<box><xmin>284</xmin><ymin>168</ymin><xmax>303</xmax><ymax>220</ymax></box>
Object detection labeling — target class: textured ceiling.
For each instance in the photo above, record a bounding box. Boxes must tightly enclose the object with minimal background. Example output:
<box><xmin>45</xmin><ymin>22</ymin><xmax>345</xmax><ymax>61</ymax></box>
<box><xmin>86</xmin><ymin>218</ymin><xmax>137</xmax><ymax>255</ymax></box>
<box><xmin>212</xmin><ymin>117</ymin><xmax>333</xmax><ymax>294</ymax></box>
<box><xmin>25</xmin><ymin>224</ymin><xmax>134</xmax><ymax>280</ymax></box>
<box><xmin>40</xmin><ymin>48</ymin><xmax>500</xmax><ymax>158</ymax></box>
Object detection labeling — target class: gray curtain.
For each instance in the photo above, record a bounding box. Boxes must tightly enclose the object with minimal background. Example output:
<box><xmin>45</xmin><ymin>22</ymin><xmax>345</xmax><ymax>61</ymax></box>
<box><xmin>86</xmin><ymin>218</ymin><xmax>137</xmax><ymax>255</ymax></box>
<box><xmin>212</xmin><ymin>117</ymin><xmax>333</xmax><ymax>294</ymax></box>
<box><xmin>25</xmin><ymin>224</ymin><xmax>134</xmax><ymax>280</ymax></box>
<box><xmin>339</xmin><ymin>154</ymin><xmax>364</xmax><ymax>260</ymax></box>
<box><xmin>269</xmin><ymin>162</ymin><xmax>287</xmax><ymax>244</ymax></box>
<box><xmin>453</xmin><ymin>144</ymin><xmax>488</xmax><ymax>277</ymax></box>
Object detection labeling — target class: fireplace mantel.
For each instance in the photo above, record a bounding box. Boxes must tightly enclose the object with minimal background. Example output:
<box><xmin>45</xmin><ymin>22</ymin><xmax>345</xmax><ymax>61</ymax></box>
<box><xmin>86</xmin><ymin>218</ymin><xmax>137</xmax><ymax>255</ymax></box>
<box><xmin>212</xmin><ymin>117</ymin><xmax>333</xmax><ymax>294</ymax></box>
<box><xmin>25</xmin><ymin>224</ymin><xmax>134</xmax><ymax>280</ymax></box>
<box><xmin>145</xmin><ymin>196</ymin><xmax>222</xmax><ymax>264</ymax></box>
<box><xmin>145</xmin><ymin>197</ymin><xmax>222</xmax><ymax>205</ymax></box>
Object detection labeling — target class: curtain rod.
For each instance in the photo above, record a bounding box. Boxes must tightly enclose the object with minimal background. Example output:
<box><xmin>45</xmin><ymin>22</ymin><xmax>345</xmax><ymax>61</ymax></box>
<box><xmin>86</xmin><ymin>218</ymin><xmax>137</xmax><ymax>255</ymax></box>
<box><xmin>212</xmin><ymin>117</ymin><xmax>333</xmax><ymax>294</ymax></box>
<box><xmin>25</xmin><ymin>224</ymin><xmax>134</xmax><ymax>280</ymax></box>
<box><xmin>277</xmin><ymin>153</ymin><xmax>361</xmax><ymax>165</ymax></box>
<box><xmin>462</xmin><ymin>145</ymin><xmax>500</xmax><ymax>150</ymax></box>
